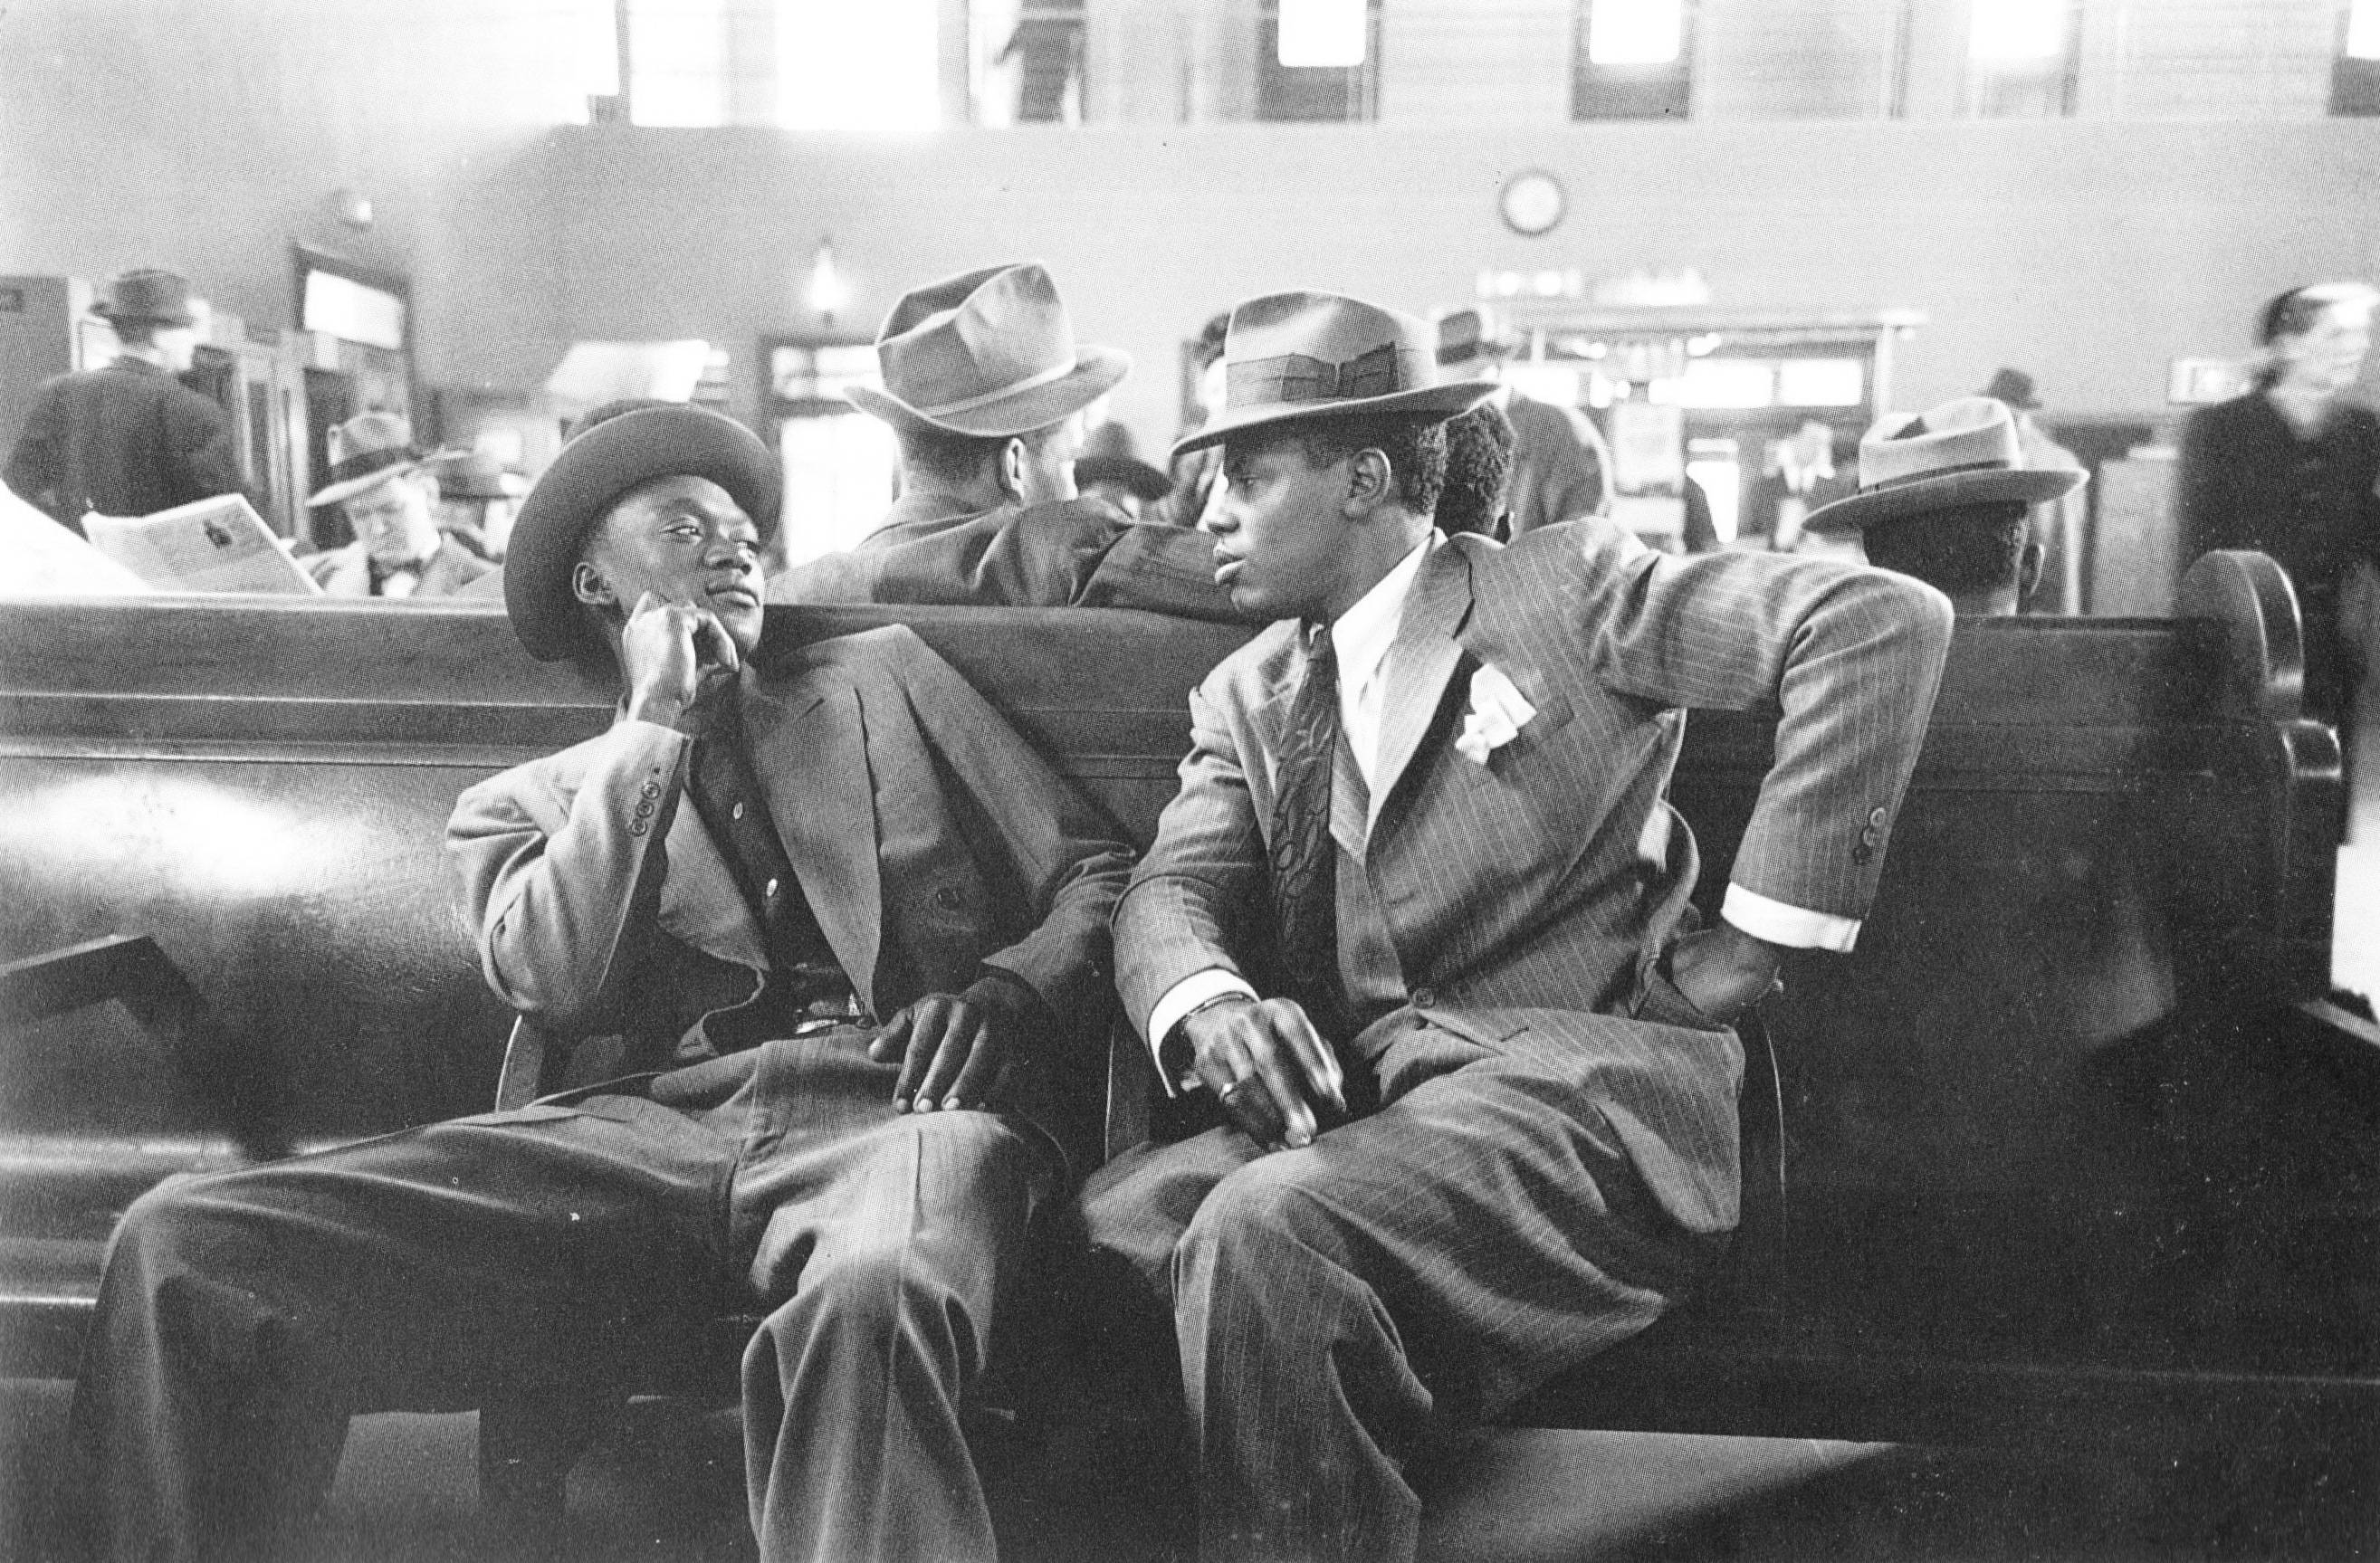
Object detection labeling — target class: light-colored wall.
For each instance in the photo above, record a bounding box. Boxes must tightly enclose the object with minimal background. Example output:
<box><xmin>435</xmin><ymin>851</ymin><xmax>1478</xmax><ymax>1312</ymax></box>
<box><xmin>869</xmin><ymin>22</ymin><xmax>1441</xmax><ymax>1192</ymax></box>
<box><xmin>544</xmin><ymin>119</ymin><xmax>2380</xmax><ymax>447</ymax></box>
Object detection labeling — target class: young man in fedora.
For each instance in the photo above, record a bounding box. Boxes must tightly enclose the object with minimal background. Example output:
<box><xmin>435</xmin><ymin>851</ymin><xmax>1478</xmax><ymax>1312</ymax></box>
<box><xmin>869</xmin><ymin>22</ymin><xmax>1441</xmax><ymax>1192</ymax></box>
<box><xmin>5</xmin><ymin>268</ymin><xmax>251</xmax><ymax>535</ymax></box>
<box><xmin>67</xmin><ymin>403</ymin><xmax>1133</xmax><ymax>1563</ymax></box>
<box><xmin>1804</xmin><ymin>395</ymin><xmax>2087</xmax><ymax>616</ymax></box>
<box><xmin>301</xmin><ymin>411</ymin><xmax>495</xmax><ymax>596</ymax></box>
<box><xmin>772</xmin><ymin>262</ymin><xmax>1254</xmax><ymax>623</ymax></box>
<box><xmin>1077</xmin><ymin>291</ymin><xmax>1955</xmax><ymax>1562</ymax></box>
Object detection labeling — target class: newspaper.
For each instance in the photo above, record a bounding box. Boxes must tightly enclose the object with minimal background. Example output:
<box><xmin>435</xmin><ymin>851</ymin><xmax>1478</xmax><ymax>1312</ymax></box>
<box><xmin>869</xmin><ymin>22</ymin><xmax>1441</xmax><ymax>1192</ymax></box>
<box><xmin>81</xmin><ymin>494</ymin><xmax>322</xmax><ymax>596</ymax></box>
<box><xmin>0</xmin><ymin>483</ymin><xmax>153</xmax><ymax>596</ymax></box>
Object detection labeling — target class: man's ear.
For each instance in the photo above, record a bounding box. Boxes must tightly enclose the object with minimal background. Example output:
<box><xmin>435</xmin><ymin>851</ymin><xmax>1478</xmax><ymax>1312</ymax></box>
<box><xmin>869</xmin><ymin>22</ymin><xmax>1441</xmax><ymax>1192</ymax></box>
<box><xmin>2017</xmin><ymin>540</ymin><xmax>2046</xmax><ymax>605</ymax></box>
<box><xmin>998</xmin><ymin>437</ymin><xmax>1028</xmax><ymax>500</ymax></box>
<box><xmin>1343</xmin><ymin>448</ymin><xmax>1393</xmax><ymax>515</ymax></box>
<box><xmin>571</xmin><ymin>559</ymin><xmax>617</xmax><ymax>610</ymax></box>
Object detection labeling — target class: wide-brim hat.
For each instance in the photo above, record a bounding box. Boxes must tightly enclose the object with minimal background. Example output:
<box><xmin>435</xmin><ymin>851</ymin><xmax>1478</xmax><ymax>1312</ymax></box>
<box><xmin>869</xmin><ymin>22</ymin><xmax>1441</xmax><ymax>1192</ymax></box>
<box><xmin>1805</xmin><ymin>396</ymin><xmax>2084</xmax><ymax>534</ymax></box>
<box><xmin>1173</xmin><ymin>291</ymin><xmax>1496</xmax><ymax>460</ymax></box>
<box><xmin>1434</xmin><ymin>306</ymin><xmax>1515</xmax><ymax>373</ymax></box>
<box><xmin>1074</xmin><ymin>419</ymin><xmax>1173</xmax><ymax>501</ymax></box>
<box><xmin>506</xmin><ymin>404</ymin><xmax>779</xmax><ymax>662</ymax></box>
<box><xmin>306</xmin><ymin>411</ymin><xmax>465</xmax><ymax>508</ymax></box>
<box><xmin>844</xmin><ymin>262</ymin><xmax>1129</xmax><ymax>439</ymax></box>
<box><xmin>1978</xmin><ymin>367</ymin><xmax>2041</xmax><ymax>410</ymax></box>
<box><xmin>92</xmin><ymin>268</ymin><xmax>196</xmax><ymax>328</ymax></box>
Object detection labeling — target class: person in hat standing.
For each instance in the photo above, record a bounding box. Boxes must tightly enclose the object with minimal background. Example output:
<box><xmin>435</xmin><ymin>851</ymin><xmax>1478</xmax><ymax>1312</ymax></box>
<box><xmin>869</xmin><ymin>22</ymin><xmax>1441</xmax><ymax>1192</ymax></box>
<box><xmin>771</xmin><ymin>262</ymin><xmax>1252</xmax><ymax>622</ymax></box>
<box><xmin>1075</xmin><ymin>291</ymin><xmax>1953</xmax><ymax>1563</ymax></box>
<box><xmin>1074</xmin><ymin>420</ymin><xmax>1176</xmax><ymax>521</ymax></box>
<box><xmin>65</xmin><ymin>402</ymin><xmax>1133</xmax><ymax>1563</ymax></box>
<box><xmin>435</xmin><ymin>449</ymin><xmax>530</xmax><ymax>560</ymax></box>
<box><xmin>1978</xmin><ymin>367</ymin><xmax>2087</xmax><ymax>614</ymax></box>
<box><xmin>1434</xmin><ymin>304</ymin><xmax>1613</xmax><ymax>538</ymax></box>
<box><xmin>300</xmin><ymin>412</ymin><xmax>495</xmax><ymax>597</ymax></box>
<box><xmin>5</xmin><ymin>268</ymin><xmax>251</xmax><ymax>535</ymax></box>
<box><xmin>1805</xmin><ymin>395</ymin><xmax>2087</xmax><ymax>616</ymax></box>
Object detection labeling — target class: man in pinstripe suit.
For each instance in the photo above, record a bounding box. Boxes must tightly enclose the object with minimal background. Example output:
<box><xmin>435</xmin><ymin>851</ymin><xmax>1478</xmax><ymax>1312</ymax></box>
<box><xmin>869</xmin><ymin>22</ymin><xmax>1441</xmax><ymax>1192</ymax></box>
<box><xmin>1079</xmin><ymin>291</ymin><xmax>1955</xmax><ymax>1562</ymax></box>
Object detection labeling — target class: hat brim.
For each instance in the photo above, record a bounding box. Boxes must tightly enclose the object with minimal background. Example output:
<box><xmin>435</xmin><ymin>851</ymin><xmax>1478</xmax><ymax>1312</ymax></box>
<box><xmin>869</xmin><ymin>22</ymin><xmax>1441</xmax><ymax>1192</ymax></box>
<box><xmin>506</xmin><ymin>407</ymin><xmax>779</xmax><ymax>662</ymax></box>
<box><xmin>1804</xmin><ymin>466</ymin><xmax>2085</xmax><ymax>534</ymax></box>
<box><xmin>93</xmin><ymin>302</ymin><xmax>196</xmax><ymax>329</ymax></box>
<box><xmin>1075</xmin><ymin>455</ymin><xmax>1173</xmax><ymax>502</ymax></box>
<box><xmin>1170</xmin><ymin>378</ymin><xmax>1498</xmax><ymax>462</ymax></box>
<box><xmin>304</xmin><ymin>449</ymin><xmax>468</xmax><ymax>509</ymax></box>
<box><xmin>845</xmin><ymin>348</ymin><xmax>1131</xmax><ymax>439</ymax></box>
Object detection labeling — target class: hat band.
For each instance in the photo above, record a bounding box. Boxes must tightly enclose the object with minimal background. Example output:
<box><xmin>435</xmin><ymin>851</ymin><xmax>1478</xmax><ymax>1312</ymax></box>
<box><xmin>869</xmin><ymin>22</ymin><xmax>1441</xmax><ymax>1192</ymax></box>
<box><xmin>1226</xmin><ymin>343</ymin><xmax>1427</xmax><ymax>409</ymax></box>
<box><xmin>910</xmin><ymin>357</ymin><xmax>1079</xmax><ymax>418</ymax></box>
<box><xmin>324</xmin><ymin>445</ymin><xmax>422</xmax><ymax>488</ymax></box>
<box><xmin>1861</xmin><ymin>455</ymin><xmax>2016</xmax><ymax>494</ymax></box>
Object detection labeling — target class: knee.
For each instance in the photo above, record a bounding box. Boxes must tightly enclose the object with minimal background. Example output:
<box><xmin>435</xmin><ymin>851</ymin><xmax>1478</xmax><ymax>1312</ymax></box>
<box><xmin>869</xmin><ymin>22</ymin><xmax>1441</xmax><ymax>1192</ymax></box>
<box><xmin>1176</xmin><ymin>1156</ymin><xmax>1338</xmax><ymax>1279</ymax></box>
<box><xmin>785</xmin><ymin>1239</ymin><xmax>972</xmax><ymax>1360</ymax></box>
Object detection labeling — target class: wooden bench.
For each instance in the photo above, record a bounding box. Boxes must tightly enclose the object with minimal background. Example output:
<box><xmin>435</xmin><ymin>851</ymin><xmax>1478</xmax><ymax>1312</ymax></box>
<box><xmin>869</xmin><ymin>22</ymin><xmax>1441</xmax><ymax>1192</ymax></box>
<box><xmin>1</xmin><ymin>554</ymin><xmax>2369</xmax><ymax>1470</ymax></box>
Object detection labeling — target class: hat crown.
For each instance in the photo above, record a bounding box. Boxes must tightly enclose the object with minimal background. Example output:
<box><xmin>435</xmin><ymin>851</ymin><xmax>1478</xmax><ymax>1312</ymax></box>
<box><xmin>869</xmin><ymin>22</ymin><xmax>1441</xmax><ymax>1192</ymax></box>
<box><xmin>97</xmin><ymin>268</ymin><xmax>195</xmax><ymax>325</ymax></box>
<box><xmin>1857</xmin><ymin>396</ymin><xmax>2026</xmax><ymax>493</ymax></box>
<box><xmin>330</xmin><ymin>411</ymin><xmax>420</xmax><ymax>466</ymax></box>
<box><xmin>874</xmin><ymin>262</ymin><xmax>1080</xmax><ymax>420</ymax></box>
<box><xmin>1221</xmin><ymin>291</ymin><xmax>1439</xmax><ymax>411</ymax></box>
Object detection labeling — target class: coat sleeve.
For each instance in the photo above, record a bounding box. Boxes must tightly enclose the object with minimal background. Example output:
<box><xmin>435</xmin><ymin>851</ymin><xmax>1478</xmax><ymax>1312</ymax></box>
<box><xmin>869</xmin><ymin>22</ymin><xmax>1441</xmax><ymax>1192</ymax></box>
<box><xmin>446</xmin><ymin>721</ymin><xmax>692</xmax><ymax>1034</ymax></box>
<box><xmin>1572</xmin><ymin>527</ymin><xmax>1955</xmax><ymax>927</ymax></box>
<box><xmin>1111</xmin><ymin>646</ymin><xmax>1281</xmax><ymax>1039</ymax></box>
<box><xmin>163</xmin><ymin>390</ymin><xmax>252</xmax><ymax>509</ymax></box>
<box><xmin>853</xmin><ymin>626</ymin><xmax>1137</xmax><ymax>1026</ymax></box>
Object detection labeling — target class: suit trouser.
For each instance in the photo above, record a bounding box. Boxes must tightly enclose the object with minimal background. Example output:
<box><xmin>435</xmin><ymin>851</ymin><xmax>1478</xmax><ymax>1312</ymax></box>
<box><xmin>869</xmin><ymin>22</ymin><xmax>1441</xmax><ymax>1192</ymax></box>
<box><xmin>1080</xmin><ymin>1014</ymin><xmax>1724</xmax><ymax>1563</ymax></box>
<box><xmin>66</xmin><ymin>1028</ymin><xmax>1059</xmax><ymax>1563</ymax></box>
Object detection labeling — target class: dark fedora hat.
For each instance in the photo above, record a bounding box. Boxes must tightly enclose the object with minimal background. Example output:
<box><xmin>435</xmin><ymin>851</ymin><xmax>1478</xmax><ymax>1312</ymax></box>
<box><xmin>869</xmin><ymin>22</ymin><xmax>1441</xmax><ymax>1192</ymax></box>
<box><xmin>93</xmin><ymin>268</ymin><xmax>196</xmax><ymax>328</ymax></box>
<box><xmin>306</xmin><ymin>412</ymin><xmax>464</xmax><ymax>508</ymax></box>
<box><xmin>504</xmin><ymin>403</ymin><xmax>779</xmax><ymax>662</ymax></box>
<box><xmin>1073</xmin><ymin>421</ymin><xmax>1171</xmax><ymax>502</ymax></box>
<box><xmin>437</xmin><ymin>451</ymin><xmax>530</xmax><ymax>500</ymax></box>
<box><xmin>1978</xmin><ymin>367</ymin><xmax>2041</xmax><ymax>410</ymax></box>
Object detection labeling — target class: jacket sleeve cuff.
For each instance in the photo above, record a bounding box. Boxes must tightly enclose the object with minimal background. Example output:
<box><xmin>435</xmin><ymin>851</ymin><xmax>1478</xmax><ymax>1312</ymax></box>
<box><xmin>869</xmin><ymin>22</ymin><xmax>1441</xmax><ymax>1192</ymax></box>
<box><xmin>1146</xmin><ymin>968</ymin><xmax>1258</xmax><ymax>1094</ymax></box>
<box><xmin>1722</xmin><ymin>883</ymin><xmax>1861</xmax><ymax>953</ymax></box>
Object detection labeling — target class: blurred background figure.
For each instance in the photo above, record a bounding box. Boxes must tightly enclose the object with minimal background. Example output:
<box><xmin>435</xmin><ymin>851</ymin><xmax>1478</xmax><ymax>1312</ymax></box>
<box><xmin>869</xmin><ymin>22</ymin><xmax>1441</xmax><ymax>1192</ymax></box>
<box><xmin>302</xmin><ymin>413</ymin><xmax>494</xmax><ymax>597</ymax></box>
<box><xmin>434</xmin><ymin>450</ymin><xmax>527</xmax><ymax>561</ymax></box>
<box><xmin>1437</xmin><ymin>401</ymin><xmax>1516</xmax><ymax>540</ymax></box>
<box><xmin>4</xmin><ymin>268</ymin><xmax>249</xmax><ymax>535</ymax></box>
<box><xmin>1979</xmin><ymin>367</ymin><xmax>2087</xmax><ymax>614</ymax></box>
<box><xmin>2179</xmin><ymin>282</ymin><xmax>2380</xmax><ymax>731</ymax></box>
<box><xmin>1074</xmin><ymin>421</ymin><xmax>1173</xmax><ymax>521</ymax></box>
<box><xmin>1436</xmin><ymin>306</ymin><xmax>1612</xmax><ymax>536</ymax></box>
<box><xmin>1146</xmin><ymin>310</ymin><xmax>1233</xmax><ymax>529</ymax></box>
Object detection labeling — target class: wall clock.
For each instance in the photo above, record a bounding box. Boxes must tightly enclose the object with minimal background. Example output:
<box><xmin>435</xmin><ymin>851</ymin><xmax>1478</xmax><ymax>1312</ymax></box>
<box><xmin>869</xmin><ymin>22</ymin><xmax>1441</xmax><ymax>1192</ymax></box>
<box><xmin>1499</xmin><ymin>170</ymin><xmax>1566</xmax><ymax>237</ymax></box>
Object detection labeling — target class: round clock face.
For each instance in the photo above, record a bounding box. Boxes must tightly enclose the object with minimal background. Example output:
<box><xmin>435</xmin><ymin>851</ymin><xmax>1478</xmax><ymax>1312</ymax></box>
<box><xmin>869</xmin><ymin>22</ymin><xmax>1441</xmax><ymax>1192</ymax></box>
<box><xmin>1500</xmin><ymin>171</ymin><xmax>1566</xmax><ymax>237</ymax></box>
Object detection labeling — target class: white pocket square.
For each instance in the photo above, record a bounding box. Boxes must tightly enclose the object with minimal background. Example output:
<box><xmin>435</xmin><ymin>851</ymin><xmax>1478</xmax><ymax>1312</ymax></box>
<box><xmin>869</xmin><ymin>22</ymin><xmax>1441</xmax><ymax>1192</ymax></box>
<box><xmin>1453</xmin><ymin>663</ymin><xmax>1537</xmax><ymax>766</ymax></box>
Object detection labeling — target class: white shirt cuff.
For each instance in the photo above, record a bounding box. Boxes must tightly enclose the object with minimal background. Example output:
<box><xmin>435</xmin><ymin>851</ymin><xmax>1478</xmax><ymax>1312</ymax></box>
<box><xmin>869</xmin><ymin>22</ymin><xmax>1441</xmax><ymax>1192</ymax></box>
<box><xmin>1722</xmin><ymin>884</ymin><xmax>1861</xmax><ymax>953</ymax></box>
<box><xmin>1146</xmin><ymin>967</ymin><xmax>1258</xmax><ymax>1091</ymax></box>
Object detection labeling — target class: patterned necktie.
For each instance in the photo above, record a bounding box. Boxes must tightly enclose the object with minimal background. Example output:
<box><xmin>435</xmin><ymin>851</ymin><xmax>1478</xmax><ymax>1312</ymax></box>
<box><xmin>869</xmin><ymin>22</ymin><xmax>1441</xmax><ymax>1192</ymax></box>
<box><xmin>1270</xmin><ymin>624</ymin><xmax>1347</xmax><ymax>1034</ymax></box>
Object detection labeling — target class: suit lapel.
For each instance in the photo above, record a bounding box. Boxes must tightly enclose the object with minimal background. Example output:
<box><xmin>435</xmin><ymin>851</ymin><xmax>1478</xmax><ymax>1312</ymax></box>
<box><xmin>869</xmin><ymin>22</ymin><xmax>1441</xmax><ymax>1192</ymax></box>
<box><xmin>739</xmin><ymin>671</ymin><xmax>884</xmax><ymax>1006</ymax></box>
<box><xmin>1369</xmin><ymin>543</ymin><xmax>1477</xmax><ymax>823</ymax></box>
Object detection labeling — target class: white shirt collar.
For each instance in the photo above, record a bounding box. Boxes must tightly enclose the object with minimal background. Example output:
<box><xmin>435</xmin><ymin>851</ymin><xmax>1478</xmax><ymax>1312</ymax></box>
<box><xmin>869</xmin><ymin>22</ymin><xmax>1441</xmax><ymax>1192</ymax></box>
<box><xmin>1329</xmin><ymin>533</ymin><xmax>1433</xmax><ymax>694</ymax></box>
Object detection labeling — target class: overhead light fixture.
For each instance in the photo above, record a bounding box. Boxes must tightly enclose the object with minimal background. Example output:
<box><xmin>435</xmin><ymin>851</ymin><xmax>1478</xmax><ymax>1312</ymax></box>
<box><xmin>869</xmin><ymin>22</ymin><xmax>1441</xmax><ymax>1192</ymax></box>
<box><xmin>806</xmin><ymin>236</ymin><xmax>850</xmax><ymax>327</ymax></box>
<box><xmin>1587</xmin><ymin>0</ymin><xmax>1684</xmax><ymax>66</ymax></box>
<box><xmin>1969</xmin><ymin>0</ymin><xmax>2068</xmax><ymax>62</ymax></box>
<box><xmin>1278</xmin><ymin>0</ymin><xmax>1366</xmax><ymax>69</ymax></box>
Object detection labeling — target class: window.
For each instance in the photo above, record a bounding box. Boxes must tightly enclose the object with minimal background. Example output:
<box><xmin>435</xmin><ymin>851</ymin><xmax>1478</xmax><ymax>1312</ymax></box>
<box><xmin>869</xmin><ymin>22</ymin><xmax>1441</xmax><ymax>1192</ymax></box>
<box><xmin>779</xmin><ymin>0</ymin><xmax>939</xmax><ymax>132</ymax></box>
<box><xmin>1257</xmin><ymin>0</ymin><xmax>1382</xmax><ymax>122</ymax></box>
<box><xmin>1573</xmin><ymin>0</ymin><xmax>1694</xmax><ymax>120</ymax></box>
<box><xmin>1964</xmin><ymin>0</ymin><xmax>2077</xmax><ymax>119</ymax></box>
<box><xmin>971</xmin><ymin>1</ymin><xmax>1086</xmax><ymax>126</ymax></box>
<box><xmin>2336</xmin><ymin>0</ymin><xmax>2380</xmax><ymax>115</ymax></box>
<box><xmin>626</xmin><ymin>0</ymin><xmax>728</xmax><ymax>128</ymax></box>
<box><xmin>762</xmin><ymin>341</ymin><xmax>899</xmax><ymax>569</ymax></box>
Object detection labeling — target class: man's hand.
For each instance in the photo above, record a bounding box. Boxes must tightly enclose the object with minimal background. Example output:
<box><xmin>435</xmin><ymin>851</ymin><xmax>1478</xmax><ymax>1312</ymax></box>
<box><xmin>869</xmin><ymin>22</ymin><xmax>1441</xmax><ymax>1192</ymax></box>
<box><xmin>621</xmin><ymin>591</ymin><xmax>741</xmax><ymax>729</ymax></box>
<box><xmin>1180</xmin><ymin>995</ymin><xmax>1345</xmax><ymax>1152</ymax></box>
<box><xmin>869</xmin><ymin>977</ymin><xmax>1033</xmax><ymax>1113</ymax></box>
<box><xmin>1664</xmin><ymin>921</ymin><xmax>1787</xmax><ymax>1025</ymax></box>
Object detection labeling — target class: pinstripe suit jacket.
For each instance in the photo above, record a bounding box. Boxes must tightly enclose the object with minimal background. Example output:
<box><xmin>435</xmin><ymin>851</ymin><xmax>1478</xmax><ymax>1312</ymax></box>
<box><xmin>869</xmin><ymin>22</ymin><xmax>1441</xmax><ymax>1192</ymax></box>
<box><xmin>1114</xmin><ymin>519</ymin><xmax>1953</xmax><ymax>1233</ymax></box>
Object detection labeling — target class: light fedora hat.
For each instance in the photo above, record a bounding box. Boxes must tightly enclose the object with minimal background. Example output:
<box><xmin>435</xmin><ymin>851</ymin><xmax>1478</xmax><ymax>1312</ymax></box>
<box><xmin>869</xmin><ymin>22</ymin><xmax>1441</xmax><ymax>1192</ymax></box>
<box><xmin>844</xmin><ymin>262</ymin><xmax>1129</xmax><ymax>439</ymax></box>
<box><xmin>307</xmin><ymin>412</ymin><xmax>465</xmax><ymax>508</ymax></box>
<box><xmin>1173</xmin><ymin>291</ymin><xmax>1496</xmax><ymax>460</ymax></box>
<box><xmin>1804</xmin><ymin>396</ymin><xmax>2084</xmax><ymax>534</ymax></box>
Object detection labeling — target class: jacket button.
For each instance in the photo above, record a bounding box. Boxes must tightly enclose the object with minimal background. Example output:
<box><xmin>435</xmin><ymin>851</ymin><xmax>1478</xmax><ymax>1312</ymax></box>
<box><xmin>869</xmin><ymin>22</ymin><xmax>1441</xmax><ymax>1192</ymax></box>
<box><xmin>1868</xmin><ymin>806</ymin><xmax>1888</xmax><ymax>826</ymax></box>
<box><xmin>934</xmin><ymin>886</ymin><xmax>964</xmax><ymax>910</ymax></box>
<box><xmin>1411</xmin><ymin>986</ymin><xmax>1437</xmax><ymax>1008</ymax></box>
